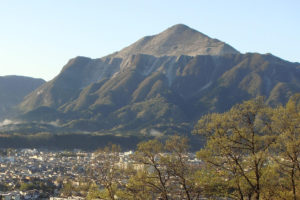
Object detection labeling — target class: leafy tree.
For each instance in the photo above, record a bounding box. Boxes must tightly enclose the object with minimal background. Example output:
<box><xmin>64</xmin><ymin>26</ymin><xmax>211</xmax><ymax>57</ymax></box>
<box><xmin>129</xmin><ymin>136</ymin><xmax>201</xmax><ymax>199</ymax></box>
<box><xmin>162</xmin><ymin>135</ymin><xmax>200</xmax><ymax>199</ymax></box>
<box><xmin>194</xmin><ymin>166</ymin><xmax>232</xmax><ymax>198</ymax></box>
<box><xmin>117</xmin><ymin>169</ymin><xmax>155</xmax><ymax>200</ymax></box>
<box><xmin>86</xmin><ymin>183</ymin><xmax>101</xmax><ymax>200</ymax></box>
<box><xmin>132</xmin><ymin>139</ymin><xmax>170</xmax><ymax>200</ymax></box>
<box><xmin>194</xmin><ymin>97</ymin><xmax>276</xmax><ymax>200</ymax></box>
<box><xmin>271</xmin><ymin>94</ymin><xmax>300</xmax><ymax>200</ymax></box>
<box><xmin>89</xmin><ymin>144</ymin><xmax>123</xmax><ymax>200</ymax></box>
<box><xmin>61</xmin><ymin>181</ymin><xmax>74</xmax><ymax>197</ymax></box>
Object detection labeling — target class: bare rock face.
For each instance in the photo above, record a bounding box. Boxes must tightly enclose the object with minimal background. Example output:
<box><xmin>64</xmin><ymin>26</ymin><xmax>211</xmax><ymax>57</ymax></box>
<box><xmin>112</xmin><ymin>24</ymin><xmax>239</xmax><ymax>58</ymax></box>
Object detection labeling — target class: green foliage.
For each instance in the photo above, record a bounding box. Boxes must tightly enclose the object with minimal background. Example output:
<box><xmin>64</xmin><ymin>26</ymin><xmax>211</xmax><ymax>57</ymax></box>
<box><xmin>19</xmin><ymin>182</ymin><xmax>35</xmax><ymax>191</ymax></box>
<box><xmin>0</xmin><ymin>183</ymin><xmax>11</xmax><ymax>192</ymax></box>
<box><xmin>60</xmin><ymin>180</ymin><xmax>90</xmax><ymax>198</ymax></box>
<box><xmin>117</xmin><ymin>169</ymin><xmax>154</xmax><ymax>200</ymax></box>
<box><xmin>18</xmin><ymin>180</ymin><xmax>55</xmax><ymax>194</ymax></box>
<box><xmin>270</xmin><ymin>94</ymin><xmax>300</xmax><ymax>200</ymax></box>
<box><xmin>125</xmin><ymin>136</ymin><xmax>201</xmax><ymax>199</ymax></box>
<box><xmin>86</xmin><ymin>183</ymin><xmax>101</xmax><ymax>200</ymax></box>
<box><xmin>89</xmin><ymin>144</ymin><xmax>123</xmax><ymax>200</ymax></box>
<box><xmin>61</xmin><ymin>181</ymin><xmax>74</xmax><ymax>197</ymax></box>
<box><xmin>58</xmin><ymin>93</ymin><xmax>300</xmax><ymax>200</ymax></box>
<box><xmin>194</xmin><ymin>94</ymin><xmax>300</xmax><ymax>200</ymax></box>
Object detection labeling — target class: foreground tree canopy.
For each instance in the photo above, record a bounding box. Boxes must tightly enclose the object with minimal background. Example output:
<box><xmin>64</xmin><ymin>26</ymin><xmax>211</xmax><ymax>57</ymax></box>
<box><xmin>195</xmin><ymin>95</ymin><xmax>300</xmax><ymax>200</ymax></box>
<box><xmin>66</xmin><ymin>94</ymin><xmax>300</xmax><ymax>200</ymax></box>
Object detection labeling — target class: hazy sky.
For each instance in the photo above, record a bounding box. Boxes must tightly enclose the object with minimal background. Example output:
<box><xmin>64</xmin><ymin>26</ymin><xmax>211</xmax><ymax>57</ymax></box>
<box><xmin>0</xmin><ymin>0</ymin><xmax>299</xmax><ymax>81</ymax></box>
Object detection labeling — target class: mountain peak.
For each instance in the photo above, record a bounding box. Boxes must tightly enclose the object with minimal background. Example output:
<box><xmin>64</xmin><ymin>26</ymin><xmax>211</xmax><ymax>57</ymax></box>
<box><xmin>164</xmin><ymin>24</ymin><xmax>196</xmax><ymax>33</ymax></box>
<box><xmin>112</xmin><ymin>24</ymin><xmax>239</xmax><ymax>58</ymax></box>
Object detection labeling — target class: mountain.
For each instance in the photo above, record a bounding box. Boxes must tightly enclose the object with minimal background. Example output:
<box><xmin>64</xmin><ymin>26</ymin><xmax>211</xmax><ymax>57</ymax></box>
<box><xmin>0</xmin><ymin>76</ymin><xmax>45</xmax><ymax>120</ymax></box>
<box><xmin>19</xmin><ymin>24</ymin><xmax>239</xmax><ymax>113</ymax></box>
<box><xmin>109</xmin><ymin>24</ymin><xmax>239</xmax><ymax>58</ymax></box>
<box><xmin>11</xmin><ymin>24</ymin><xmax>300</xmax><ymax>139</ymax></box>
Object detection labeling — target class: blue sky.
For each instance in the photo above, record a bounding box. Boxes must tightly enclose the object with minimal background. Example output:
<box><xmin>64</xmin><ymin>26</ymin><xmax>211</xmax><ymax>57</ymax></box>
<box><xmin>0</xmin><ymin>0</ymin><xmax>299</xmax><ymax>80</ymax></box>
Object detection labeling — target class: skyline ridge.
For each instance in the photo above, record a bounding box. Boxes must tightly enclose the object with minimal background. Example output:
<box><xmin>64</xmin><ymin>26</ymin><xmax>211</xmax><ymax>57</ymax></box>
<box><xmin>4</xmin><ymin>23</ymin><xmax>299</xmax><ymax>81</ymax></box>
<box><xmin>1</xmin><ymin>0</ymin><xmax>299</xmax><ymax>81</ymax></box>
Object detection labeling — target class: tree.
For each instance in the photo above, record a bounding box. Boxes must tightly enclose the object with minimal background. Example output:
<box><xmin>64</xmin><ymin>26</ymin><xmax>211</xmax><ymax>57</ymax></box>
<box><xmin>132</xmin><ymin>139</ymin><xmax>170</xmax><ymax>200</ymax></box>
<box><xmin>86</xmin><ymin>183</ymin><xmax>101</xmax><ymax>200</ymax></box>
<box><xmin>19</xmin><ymin>182</ymin><xmax>35</xmax><ymax>191</ymax></box>
<box><xmin>162</xmin><ymin>135</ymin><xmax>200</xmax><ymax>199</ymax></box>
<box><xmin>271</xmin><ymin>94</ymin><xmax>300</xmax><ymax>200</ymax></box>
<box><xmin>61</xmin><ymin>181</ymin><xmax>74</xmax><ymax>197</ymax></box>
<box><xmin>89</xmin><ymin>144</ymin><xmax>123</xmax><ymax>200</ymax></box>
<box><xmin>194</xmin><ymin>97</ymin><xmax>276</xmax><ymax>200</ymax></box>
<box><xmin>118</xmin><ymin>169</ymin><xmax>158</xmax><ymax>200</ymax></box>
<box><xmin>128</xmin><ymin>136</ymin><xmax>201</xmax><ymax>199</ymax></box>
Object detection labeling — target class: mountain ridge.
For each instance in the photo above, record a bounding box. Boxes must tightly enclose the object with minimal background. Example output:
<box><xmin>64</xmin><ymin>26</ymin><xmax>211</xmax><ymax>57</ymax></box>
<box><xmin>0</xmin><ymin>75</ymin><xmax>45</xmax><ymax>120</ymax></box>
<box><xmin>5</xmin><ymin>24</ymin><xmax>300</xmax><ymax>138</ymax></box>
